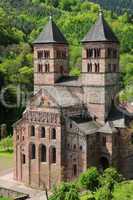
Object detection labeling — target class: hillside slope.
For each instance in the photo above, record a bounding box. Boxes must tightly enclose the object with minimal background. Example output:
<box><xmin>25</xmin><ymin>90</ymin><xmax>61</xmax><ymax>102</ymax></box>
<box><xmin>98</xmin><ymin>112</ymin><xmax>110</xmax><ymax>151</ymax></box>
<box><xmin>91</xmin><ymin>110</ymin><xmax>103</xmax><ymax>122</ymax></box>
<box><xmin>90</xmin><ymin>0</ymin><xmax>133</xmax><ymax>15</ymax></box>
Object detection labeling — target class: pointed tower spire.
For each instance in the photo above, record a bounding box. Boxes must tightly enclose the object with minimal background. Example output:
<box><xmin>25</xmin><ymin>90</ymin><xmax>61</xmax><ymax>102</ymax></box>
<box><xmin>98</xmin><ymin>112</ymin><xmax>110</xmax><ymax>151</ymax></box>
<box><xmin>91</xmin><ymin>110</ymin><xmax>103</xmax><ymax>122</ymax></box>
<box><xmin>33</xmin><ymin>17</ymin><xmax>68</xmax><ymax>44</ymax></box>
<box><xmin>82</xmin><ymin>10</ymin><xmax>119</xmax><ymax>43</ymax></box>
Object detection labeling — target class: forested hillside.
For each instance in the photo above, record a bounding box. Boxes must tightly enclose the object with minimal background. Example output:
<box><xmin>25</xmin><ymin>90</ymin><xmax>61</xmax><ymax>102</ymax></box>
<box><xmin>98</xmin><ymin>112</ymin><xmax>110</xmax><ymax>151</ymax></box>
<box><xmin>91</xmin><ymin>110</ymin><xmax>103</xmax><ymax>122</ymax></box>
<box><xmin>0</xmin><ymin>0</ymin><xmax>133</xmax><ymax>131</ymax></box>
<box><xmin>90</xmin><ymin>0</ymin><xmax>133</xmax><ymax>15</ymax></box>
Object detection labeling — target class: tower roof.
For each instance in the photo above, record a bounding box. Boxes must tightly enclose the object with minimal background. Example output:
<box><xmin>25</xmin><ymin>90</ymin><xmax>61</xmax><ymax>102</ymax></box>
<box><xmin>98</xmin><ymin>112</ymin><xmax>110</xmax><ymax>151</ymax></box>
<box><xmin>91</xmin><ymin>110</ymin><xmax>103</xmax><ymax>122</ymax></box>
<box><xmin>33</xmin><ymin>17</ymin><xmax>68</xmax><ymax>45</ymax></box>
<box><xmin>82</xmin><ymin>11</ymin><xmax>119</xmax><ymax>43</ymax></box>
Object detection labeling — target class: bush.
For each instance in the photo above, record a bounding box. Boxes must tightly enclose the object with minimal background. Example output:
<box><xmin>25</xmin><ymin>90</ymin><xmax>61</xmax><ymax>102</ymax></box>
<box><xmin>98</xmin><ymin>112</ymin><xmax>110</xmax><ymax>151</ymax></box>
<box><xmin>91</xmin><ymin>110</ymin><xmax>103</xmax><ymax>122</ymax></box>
<box><xmin>79</xmin><ymin>167</ymin><xmax>100</xmax><ymax>191</ymax></box>
<box><xmin>0</xmin><ymin>136</ymin><xmax>13</xmax><ymax>152</ymax></box>
<box><xmin>49</xmin><ymin>182</ymin><xmax>80</xmax><ymax>200</ymax></box>
<box><xmin>99</xmin><ymin>168</ymin><xmax>123</xmax><ymax>191</ymax></box>
<box><xmin>94</xmin><ymin>186</ymin><xmax>112</xmax><ymax>200</ymax></box>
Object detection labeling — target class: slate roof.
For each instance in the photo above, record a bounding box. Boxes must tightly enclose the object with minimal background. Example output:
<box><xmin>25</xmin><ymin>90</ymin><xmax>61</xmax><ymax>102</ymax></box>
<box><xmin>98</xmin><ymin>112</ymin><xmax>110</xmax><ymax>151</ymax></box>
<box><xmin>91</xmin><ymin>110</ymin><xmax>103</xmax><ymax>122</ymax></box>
<box><xmin>98</xmin><ymin>121</ymin><xmax>117</xmax><ymax>134</ymax></box>
<box><xmin>33</xmin><ymin>18</ymin><xmax>68</xmax><ymax>44</ymax></box>
<box><xmin>82</xmin><ymin>12</ymin><xmax>119</xmax><ymax>43</ymax></box>
<box><xmin>43</xmin><ymin>86</ymin><xmax>82</xmax><ymax>107</ymax></box>
<box><xmin>56</xmin><ymin>76</ymin><xmax>82</xmax><ymax>87</ymax></box>
<box><xmin>70</xmin><ymin>115</ymin><xmax>100</xmax><ymax>135</ymax></box>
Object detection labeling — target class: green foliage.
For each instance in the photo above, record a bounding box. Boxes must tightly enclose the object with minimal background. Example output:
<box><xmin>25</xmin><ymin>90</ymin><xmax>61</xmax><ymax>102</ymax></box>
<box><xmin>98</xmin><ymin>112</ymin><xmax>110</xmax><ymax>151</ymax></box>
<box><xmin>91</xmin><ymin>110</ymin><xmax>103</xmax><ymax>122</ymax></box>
<box><xmin>49</xmin><ymin>182</ymin><xmax>80</xmax><ymax>200</ymax></box>
<box><xmin>99</xmin><ymin>168</ymin><xmax>123</xmax><ymax>192</ymax></box>
<box><xmin>0</xmin><ymin>0</ymin><xmax>132</xmax><ymax>130</ymax></box>
<box><xmin>90</xmin><ymin>0</ymin><xmax>133</xmax><ymax>15</ymax></box>
<box><xmin>0</xmin><ymin>136</ymin><xmax>13</xmax><ymax>152</ymax></box>
<box><xmin>94</xmin><ymin>187</ymin><xmax>112</xmax><ymax>200</ymax></box>
<box><xmin>79</xmin><ymin>167</ymin><xmax>100</xmax><ymax>191</ymax></box>
<box><xmin>113</xmin><ymin>181</ymin><xmax>133</xmax><ymax>200</ymax></box>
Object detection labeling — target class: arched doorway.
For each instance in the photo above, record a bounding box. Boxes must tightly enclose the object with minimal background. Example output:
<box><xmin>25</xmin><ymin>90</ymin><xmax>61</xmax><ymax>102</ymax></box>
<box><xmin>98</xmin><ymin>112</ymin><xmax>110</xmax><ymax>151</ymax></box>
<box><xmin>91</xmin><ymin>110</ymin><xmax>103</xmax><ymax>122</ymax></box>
<box><xmin>99</xmin><ymin>157</ymin><xmax>109</xmax><ymax>171</ymax></box>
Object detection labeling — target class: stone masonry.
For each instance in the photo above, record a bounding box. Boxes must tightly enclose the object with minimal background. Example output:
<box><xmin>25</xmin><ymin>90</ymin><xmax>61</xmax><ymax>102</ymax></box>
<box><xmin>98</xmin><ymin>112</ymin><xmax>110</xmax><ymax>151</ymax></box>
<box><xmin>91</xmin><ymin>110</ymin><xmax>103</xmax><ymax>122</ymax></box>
<box><xmin>13</xmin><ymin>12</ymin><xmax>133</xmax><ymax>190</ymax></box>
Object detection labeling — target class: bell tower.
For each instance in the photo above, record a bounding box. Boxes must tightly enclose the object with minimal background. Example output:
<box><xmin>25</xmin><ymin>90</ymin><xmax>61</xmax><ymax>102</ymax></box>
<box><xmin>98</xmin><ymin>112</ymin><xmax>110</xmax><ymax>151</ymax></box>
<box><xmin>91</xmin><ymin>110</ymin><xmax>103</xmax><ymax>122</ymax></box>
<box><xmin>82</xmin><ymin>11</ymin><xmax>120</xmax><ymax>123</ymax></box>
<box><xmin>33</xmin><ymin>17</ymin><xmax>69</xmax><ymax>93</ymax></box>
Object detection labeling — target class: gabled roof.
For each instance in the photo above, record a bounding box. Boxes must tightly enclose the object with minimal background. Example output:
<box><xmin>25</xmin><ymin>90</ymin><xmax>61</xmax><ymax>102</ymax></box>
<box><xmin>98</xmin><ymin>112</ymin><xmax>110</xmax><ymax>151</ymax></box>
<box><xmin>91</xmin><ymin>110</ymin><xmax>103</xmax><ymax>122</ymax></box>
<box><xmin>33</xmin><ymin>17</ymin><xmax>68</xmax><ymax>44</ymax></box>
<box><xmin>70</xmin><ymin>115</ymin><xmax>100</xmax><ymax>135</ymax></box>
<box><xmin>43</xmin><ymin>86</ymin><xmax>82</xmax><ymax>107</ymax></box>
<box><xmin>82</xmin><ymin>11</ymin><xmax>119</xmax><ymax>43</ymax></box>
<box><xmin>98</xmin><ymin>121</ymin><xmax>117</xmax><ymax>134</ymax></box>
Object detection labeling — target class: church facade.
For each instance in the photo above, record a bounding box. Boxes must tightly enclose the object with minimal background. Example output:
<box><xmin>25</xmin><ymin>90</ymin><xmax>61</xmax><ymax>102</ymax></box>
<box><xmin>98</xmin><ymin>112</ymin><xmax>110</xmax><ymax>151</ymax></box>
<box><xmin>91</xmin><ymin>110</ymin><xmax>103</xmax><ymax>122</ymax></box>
<box><xmin>13</xmin><ymin>12</ymin><xmax>133</xmax><ymax>189</ymax></box>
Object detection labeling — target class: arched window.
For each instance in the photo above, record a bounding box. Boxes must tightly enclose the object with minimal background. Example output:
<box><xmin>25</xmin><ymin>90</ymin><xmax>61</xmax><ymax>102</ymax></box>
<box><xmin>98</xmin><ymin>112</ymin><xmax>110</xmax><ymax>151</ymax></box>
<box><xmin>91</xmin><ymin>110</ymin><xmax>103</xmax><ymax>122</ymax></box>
<box><xmin>60</xmin><ymin>66</ymin><xmax>64</xmax><ymax>74</ymax></box>
<box><xmin>131</xmin><ymin>133</ymin><xmax>133</xmax><ymax>144</ymax></box>
<box><xmin>41</xmin><ymin>127</ymin><xmax>45</xmax><ymax>138</ymax></box>
<box><xmin>94</xmin><ymin>48</ymin><xmax>97</xmax><ymax>58</ymax></box>
<box><xmin>51</xmin><ymin>128</ymin><xmax>56</xmax><ymax>140</ymax></box>
<box><xmin>73</xmin><ymin>164</ymin><xmax>77</xmax><ymax>176</ymax></box>
<box><xmin>73</xmin><ymin>144</ymin><xmax>76</xmax><ymax>150</ymax></box>
<box><xmin>95</xmin><ymin>63</ymin><xmax>100</xmax><ymax>72</ymax></box>
<box><xmin>38</xmin><ymin>64</ymin><xmax>43</xmax><ymax>73</ymax></box>
<box><xmin>108</xmin><ymin>64</ymin><xmax>111</xmax><ymax>72</ymax></box>
<box><xmin>87</xmin><ymin>63</ymin><xmax>92</xmax><ymax>72</ymax></box>
<box><xmin>40</xmin><ymin>145</ymin><xmax>46</xmax><ymax>162</ymax></box>
<box><xmin>113</xmin><ymin>64</ymin><xmax>117</xmax><ymax>72</ymax></box>
<box><xmin>113</xmin><ymin>49</ymin><xmax>117</xmax><ymax>58</ymax></box>
<box><xmin>31</xmin><ymin>144</ymin><xmax>36</xmax><ymax>159</ymax></box>
<box><xmin>97</xmin><ymin>48</ymin><xmax>101</xmax><ymax>58</ymax></box>
<box><xmin>22</xmin><ymin>154</ymin><xmax>26</xmax><ymax>164</ymax></box>
<box><xmin>45</xmin><ymin>64</ymin><xmax>50</xmax><ymax>72</ymax></box>
<box><xmin>44</xmin><ymin>50</ymin><xmax>50</xmax><ymax>59</ymax></box>
<box><xmin>80</xmin><ymin>145</ymin><xmax>83</xmax><ymax>151</ymax></box>
<box><xmin>31</xmin><ymin>125</ymin><xmax>35</xmax><ymax>137</ymax></box>
<box><xmin>51</xmin><ymin>147</ymin><xmax>56</xmax><ymax>163</ymax></box>
<box><xmin>108</xmin><ymin>48</ymin><xmax>112</xmax><ymax>58</ymax></box>
<box><xmin>37</xmin><ymin>51</ymin><xmax>43</xmax><ymax>59</ymax></box>
<box><xmin>102</xmin><ymin>136</ymin><xmax>106</xmax><ymax>146</ymax></box>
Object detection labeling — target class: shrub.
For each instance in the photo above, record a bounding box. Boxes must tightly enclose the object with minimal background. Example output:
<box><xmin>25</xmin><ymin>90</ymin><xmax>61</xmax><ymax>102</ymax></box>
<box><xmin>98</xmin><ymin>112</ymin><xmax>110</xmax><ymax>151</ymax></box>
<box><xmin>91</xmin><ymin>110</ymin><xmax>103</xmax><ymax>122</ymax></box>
<box><xmin>94</xmin><ymin>186</ymin><xmax>112</xmax><ymax>200</ymax></box>
<box><xmin>79</xmin><ymin>167</ymin><xmax>100</xmax><ymax>191</ymax></box>
<box><xmin>0</xmin><ymin>136</ymin><xmax>13</xmax><ymax>152</ymax></box>
<box><xmin>99</xmin><ymin>168</ymin><xmax>123</xmax><ymax>191</ymax></box>
<box><xmin>49</xmin><ymin>182</ymin><xmax>80</xmax><ymax>200</ymax></box>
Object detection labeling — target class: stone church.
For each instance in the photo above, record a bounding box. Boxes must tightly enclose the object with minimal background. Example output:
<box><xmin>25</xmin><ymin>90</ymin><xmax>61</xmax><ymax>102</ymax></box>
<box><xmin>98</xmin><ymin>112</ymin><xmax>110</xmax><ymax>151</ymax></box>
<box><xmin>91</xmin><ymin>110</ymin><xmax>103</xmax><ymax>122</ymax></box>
<box><xmin>13</xmin><ymin>12</ymin><xmax>133</xmax><ymax>189</ymax></box>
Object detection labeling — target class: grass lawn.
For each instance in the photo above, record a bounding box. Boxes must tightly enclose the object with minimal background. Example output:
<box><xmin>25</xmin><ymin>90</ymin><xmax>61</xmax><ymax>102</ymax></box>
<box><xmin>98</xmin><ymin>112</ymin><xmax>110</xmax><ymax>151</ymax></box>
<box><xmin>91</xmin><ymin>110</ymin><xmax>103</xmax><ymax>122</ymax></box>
<box><xmin>80</xmin><ymin>194</ymin><xmax>89</xmax><ymax>200</ymax></box>
<box><xmin>80</xmin><ymin>181</ymin><xmax>133</xmax><ymax>200</ymax></box>
<box><xmin>0</xmin><ymin>152</ymin><xmax>13</xmax><ymax>175</ymax></box>
<box><xmin>0</xmin><ymin>198</ymin><xmax>12</xmax><ymax>200</ymax></box>
<box><xmin>113</xmin><ymin>181</ymin><xmax>133</xmax><ymax>200</ymax></box>
<box><xmin>80</xmin><ymin>191</ymin><xmax>93</xmax><ymax>200</ymax></box>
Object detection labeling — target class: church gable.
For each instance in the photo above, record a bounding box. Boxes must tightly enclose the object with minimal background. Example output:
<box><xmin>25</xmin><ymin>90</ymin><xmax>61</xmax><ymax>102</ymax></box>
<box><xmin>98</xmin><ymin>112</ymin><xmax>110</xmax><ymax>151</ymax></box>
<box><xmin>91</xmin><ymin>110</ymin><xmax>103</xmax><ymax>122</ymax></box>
<box><xmin>28</xmin><ymin>88</ymin><xmax>60</xmax><ymax>109</ymax></box>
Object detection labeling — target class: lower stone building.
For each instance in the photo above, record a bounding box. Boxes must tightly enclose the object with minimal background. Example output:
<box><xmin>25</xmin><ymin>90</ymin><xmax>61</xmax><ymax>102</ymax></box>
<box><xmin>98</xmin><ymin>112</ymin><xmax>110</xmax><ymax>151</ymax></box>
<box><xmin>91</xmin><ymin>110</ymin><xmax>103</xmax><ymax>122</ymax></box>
<box><xmin>13</xmin><ymin>12</ymin><xmax>133</xmax><ymax>189</ymax></box>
